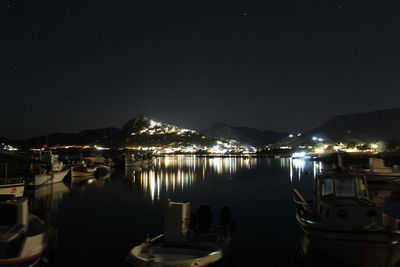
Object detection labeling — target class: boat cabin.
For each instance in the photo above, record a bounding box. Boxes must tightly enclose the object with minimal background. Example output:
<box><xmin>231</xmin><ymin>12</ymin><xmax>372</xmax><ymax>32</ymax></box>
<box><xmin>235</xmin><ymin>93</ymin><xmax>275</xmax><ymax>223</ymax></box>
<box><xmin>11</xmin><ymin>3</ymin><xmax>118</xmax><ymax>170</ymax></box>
<box><xmin>314</xmin><ymin>173</ymin><xmax>381</xmax><ymax>228</ymax></box>
<box><xmin>0</xmin><ymin>198</ymin><xmax>29</xmax><ymax>238</ymax></box>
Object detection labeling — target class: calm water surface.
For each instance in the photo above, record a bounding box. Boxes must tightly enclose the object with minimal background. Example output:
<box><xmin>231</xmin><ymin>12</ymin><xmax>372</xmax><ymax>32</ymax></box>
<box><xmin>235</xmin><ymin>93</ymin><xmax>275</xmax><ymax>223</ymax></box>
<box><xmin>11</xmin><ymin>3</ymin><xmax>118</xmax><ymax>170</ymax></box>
<box><xmin>28</xmin><ymin>156</ymin><xmax>400</xmax><ymax>266</ymax></box>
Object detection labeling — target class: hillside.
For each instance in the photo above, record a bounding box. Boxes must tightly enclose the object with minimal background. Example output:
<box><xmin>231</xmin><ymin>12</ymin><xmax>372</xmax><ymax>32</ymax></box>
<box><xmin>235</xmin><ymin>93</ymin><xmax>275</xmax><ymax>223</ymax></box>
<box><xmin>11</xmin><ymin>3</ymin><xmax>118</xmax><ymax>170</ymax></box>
<box><xmin>121</xmin><ymin>115</ymin><xmax>217</xmax><ymax>147</ymax></box>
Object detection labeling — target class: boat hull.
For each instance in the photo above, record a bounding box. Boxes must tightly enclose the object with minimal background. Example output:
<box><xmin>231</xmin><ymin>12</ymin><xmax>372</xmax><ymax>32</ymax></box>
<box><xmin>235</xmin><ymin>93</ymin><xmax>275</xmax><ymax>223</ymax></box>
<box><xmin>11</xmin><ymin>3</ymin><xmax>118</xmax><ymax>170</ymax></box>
<box><xmin>127</xmin><ymin>234</ymin><xmax>224</xmax><ymax>267</ymax></box>
<box><xmin>0</xmin><ymin>251</ymin><xmax>43</xmax><ymax>267</ymax></box>
<box><xmin>296</xmin><ymin>213</ymin><xmax>400</xmax><ymax>244</ymax></box>
<box><xmin>71</xmin><ymin>168</ymin><xmax>96</xmax><ymax>178</ymax></box>
<box><xmin>29</xmin><ymin>170</ymin><xmax>69</xmax><ymax>188</ymax></box>
<box><xmin>0</xmin><ymin>182</ymin><xmax>24</xmax><ymax>197</ymax></box>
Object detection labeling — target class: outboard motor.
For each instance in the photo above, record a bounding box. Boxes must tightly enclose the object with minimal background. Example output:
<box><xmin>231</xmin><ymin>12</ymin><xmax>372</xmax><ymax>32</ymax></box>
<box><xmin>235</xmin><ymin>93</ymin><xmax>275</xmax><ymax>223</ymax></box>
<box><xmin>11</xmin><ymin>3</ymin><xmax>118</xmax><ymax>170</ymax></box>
<box><xmin>197</xmin><ymin>205</ymin><xmax>212</xmax><ymax>233</ymax></box>
<box><xmin>219</xmin><ymin>206</ymin><xmax>232</xmax><ymax>228</ymax></box>
<box><xmin>188</xmin><ymin>212</ymin><xmax>197</xmax><ymax>230</ymax></box>
<box><xmin>219</xmin><ymin>206</ymin><xmax>236</xmax><ymax>235</ymax></box>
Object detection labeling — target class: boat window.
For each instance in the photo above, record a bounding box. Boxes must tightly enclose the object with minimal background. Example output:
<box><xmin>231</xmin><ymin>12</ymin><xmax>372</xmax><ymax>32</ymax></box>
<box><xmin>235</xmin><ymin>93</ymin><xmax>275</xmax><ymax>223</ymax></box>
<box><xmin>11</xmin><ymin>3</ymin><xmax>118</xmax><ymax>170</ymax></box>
<box><xmin>321</xmin><ymin>178</ymin><xmax>334</xmax><ymax>196</ymax></box>
<box><xmin>0</xmin><ymin>205</ymin><xmax>17</xmax><ymax>226</ymax></box>
<box><xmin>335</xmin><ymin>178</ymin><xmax>356</xmax><ymax>197</ymax></box>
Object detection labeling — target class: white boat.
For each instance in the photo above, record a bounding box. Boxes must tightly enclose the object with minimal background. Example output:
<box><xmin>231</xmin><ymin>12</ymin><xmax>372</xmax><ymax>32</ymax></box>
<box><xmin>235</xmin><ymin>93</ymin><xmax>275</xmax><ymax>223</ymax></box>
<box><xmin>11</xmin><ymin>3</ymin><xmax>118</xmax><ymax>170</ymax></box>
<box><xmin>0</xmin><ymin>154</ymin><xmax>27</xmax><ymax>197</ymax></box>
<box><xmin>293</xmin><ymin>170</ymin><xmax>400</xmax><ymax>243</ymax></box>
<box><xmin>28</xmin><ymin>151</ymin><xmax>69</xmax><ymax>188</ymax></box>
<box><xmin>0</xmin><ymin>178</ymin><xmax>24</xmax><ymax>198</ymax></box>
<box><xmin>0</xmin><ymin>197</ymin><xmax>47</xmax><ymax>266</ymax></box>
<box><xmin>350</xmin><ymin>158</ymin><xmax>400</xmax><ymax>182</ymax></box>
<box><xmin>29</xmin><ymin>169</ymin><xmax>69</xmax><ymax>188</ymax></box>
<box><xmin>127</xmin><ymin>201</ymin><xmax>234</xmax><ymax>267</ymax></box>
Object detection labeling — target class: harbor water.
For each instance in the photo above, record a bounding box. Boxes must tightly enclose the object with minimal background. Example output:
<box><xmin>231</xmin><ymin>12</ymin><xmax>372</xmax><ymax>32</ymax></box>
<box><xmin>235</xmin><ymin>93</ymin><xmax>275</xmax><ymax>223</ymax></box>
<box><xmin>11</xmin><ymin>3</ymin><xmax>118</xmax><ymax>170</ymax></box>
<box><xmin>29</xmin><ymin>156</ymin><xmax>400</xmax><ymax>266</ymax></box>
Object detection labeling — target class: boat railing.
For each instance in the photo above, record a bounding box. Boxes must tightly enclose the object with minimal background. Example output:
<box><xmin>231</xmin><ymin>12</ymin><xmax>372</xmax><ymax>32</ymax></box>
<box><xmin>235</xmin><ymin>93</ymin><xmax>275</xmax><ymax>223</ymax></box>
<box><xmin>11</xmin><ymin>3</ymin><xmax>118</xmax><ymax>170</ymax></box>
<box><xmin>293</xmin><ymin>190</ymin><xmax>314</xmax><ymax>219</ymax></box>
<box><xmin>0</xmin><ymin>177</ymin><xmax>24</xmax><ymax>185</ymax></box>
<box><xmin>294</xmin><ymin>199</ymin><xmax>314</xmax><ymax>216</ymax></box>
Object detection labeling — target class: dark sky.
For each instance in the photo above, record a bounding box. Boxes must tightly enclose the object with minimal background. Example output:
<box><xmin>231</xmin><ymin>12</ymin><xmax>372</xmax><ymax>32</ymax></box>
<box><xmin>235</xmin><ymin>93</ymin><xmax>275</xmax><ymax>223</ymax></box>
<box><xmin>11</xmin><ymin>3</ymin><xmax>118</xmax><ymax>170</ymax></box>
<box><xmin>1</xmin><ymin>0</ymin><xmax>400</xmax><ymax>139</ymax></box>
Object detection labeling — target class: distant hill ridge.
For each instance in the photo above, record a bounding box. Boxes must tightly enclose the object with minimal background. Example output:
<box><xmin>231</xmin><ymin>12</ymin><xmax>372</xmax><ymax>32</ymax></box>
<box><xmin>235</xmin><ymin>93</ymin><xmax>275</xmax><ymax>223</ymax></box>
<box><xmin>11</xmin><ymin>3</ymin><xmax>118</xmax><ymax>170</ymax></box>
<box><xmin>18</xmin><ymin>127</ymin><xmax>121</xmax><ymax>148</ymax></box>
<box><xmin>203</xmin><ymin>122</ymin><xmax>287</xmax><ymax>147</ymax></box>
<box><xmin>279</xmin><ymin>108</ymin><xmax>400</xmax><ymax>145</ymax></box>
<box><xmin>4</xmin><ymin>108</ymin><xmax>400</xmax><ymax>148</ymax></box>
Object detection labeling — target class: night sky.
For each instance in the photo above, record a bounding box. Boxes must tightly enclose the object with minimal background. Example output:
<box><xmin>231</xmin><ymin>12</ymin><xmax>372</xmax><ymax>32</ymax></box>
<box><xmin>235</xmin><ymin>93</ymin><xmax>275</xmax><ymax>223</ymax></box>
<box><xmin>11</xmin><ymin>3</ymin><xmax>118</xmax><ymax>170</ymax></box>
<box><xmin>1</xmin><ymin>0</ymin><xmax>400</xmax><ymax>139</ymax></box>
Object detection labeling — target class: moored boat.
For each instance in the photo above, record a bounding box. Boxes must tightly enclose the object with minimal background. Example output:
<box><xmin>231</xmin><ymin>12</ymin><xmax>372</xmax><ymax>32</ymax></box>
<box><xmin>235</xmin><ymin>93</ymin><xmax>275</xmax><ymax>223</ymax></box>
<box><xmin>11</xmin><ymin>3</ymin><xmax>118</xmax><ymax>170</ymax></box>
<box><xmin>0</xmin><ymin>178</ymin><xmax>24</xmax><ymax>198</ymax></box>
<box><xmin>28</xmin><ymin>151</ymin><xmax>69</xmax><ymax>188</ymax></box>
<box><xmin>71</xmin><ymin>166</ymin><xmax>96</xmax><ymax>178</ymax></box>
<box><xmin>293</xmin><ymin>169</ymin><xmax>400</xmax><ymax>244</ymax></box>
<box><xmin>350</xmin><ymin>158</ymin><xmax>400</xmax><ymax>183</ymax></box>
<box><xmin>0</xmin><ymin>197</ymin><xmax>48</xmax><ymax>266</ymax></box>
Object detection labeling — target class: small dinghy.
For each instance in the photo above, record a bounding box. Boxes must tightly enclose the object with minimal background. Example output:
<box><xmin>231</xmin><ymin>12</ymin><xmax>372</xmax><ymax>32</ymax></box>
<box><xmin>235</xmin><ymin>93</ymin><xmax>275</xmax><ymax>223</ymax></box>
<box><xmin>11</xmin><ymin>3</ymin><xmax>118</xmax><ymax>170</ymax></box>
<box><xmin>127</xmin><ymin>201</ymin><xmax>234</xmax><ymax>267</ymax></box>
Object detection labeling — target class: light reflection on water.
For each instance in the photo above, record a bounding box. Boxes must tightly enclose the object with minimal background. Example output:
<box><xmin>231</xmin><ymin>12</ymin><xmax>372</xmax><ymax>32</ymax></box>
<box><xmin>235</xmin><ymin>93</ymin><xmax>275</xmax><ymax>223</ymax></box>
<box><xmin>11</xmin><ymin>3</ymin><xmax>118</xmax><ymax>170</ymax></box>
<box><xmin>127</xmin><ymin>156</ymin><xmax>257</xmax><ymax>202</ymax></box>
<box><xmin>127</xmin><ymin>156</ymin><xmax>322</xmax><ymax>202</ymax></box>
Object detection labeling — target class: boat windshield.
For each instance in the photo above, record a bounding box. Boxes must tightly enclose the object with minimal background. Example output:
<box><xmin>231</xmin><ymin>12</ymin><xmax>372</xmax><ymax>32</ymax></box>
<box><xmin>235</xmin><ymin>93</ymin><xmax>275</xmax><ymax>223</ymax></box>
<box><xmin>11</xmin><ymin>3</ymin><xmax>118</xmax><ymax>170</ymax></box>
<box><xmin>321</xmin><ymin>178</ymin><xmax>334</xmax><ymax>196</ymax></box>
<box><xmin>335</xmin><ymin>178</ymin><xmax>356</xmax><ymax>197</ymax></box>
<box><xmin>321</xmin><ymin>177</ymin><xmax>357</xmax><ymax>198</ymax></box>
<box><xmin>0</xmin><ymin>204</ymin><xmax>17</xmax><ymax>226</ymax></box>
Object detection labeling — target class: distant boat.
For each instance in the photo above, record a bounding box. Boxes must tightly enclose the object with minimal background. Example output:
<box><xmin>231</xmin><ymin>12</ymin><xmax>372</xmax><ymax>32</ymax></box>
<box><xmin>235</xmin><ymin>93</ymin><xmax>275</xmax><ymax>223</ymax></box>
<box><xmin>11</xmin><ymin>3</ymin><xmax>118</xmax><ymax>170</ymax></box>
<box><xmin>293</xmin><ymin>170</ymin><xmax>400</xmax><ymax>243</ymax></box>
<box><xmin>127</xmin><ymin>201</ymin><xmax>234</xmax><ymax>267</ymax></box>
<box><xmin>31</xmin><ymin>169</ymin><xmax>70</xmax><ymax>188</ymax></box>
<box><xmin>0</xmin><ymin>197</ymin><xmax>47</xmax><ymax>266</ymax></box>
<box><xmin>71</xmin><ymin>158</ymin><xmax>98</xmax><ymax>178</ymax></box>
<box><xmin>350</xmin><ymin>158</ymin><xmax>400</xmax><ymax>182</ymax></box>
<box><xmin>28</xmin><ymin>151</ymin><xmax>69</xmax><ymax>188</ymax></box>
<box><xmin>71</xmin><ymin>166</ymin><xmax>96</xmax><ymax>178</ymax></box>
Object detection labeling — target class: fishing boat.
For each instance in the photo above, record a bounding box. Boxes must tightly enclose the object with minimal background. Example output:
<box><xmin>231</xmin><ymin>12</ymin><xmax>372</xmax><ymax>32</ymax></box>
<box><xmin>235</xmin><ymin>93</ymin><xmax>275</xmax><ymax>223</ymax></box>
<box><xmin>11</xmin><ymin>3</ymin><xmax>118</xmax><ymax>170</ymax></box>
<box><xmin>293</xmin><ymin>169</ymin><xmax>400</xmax><ymax>244</ymax></box>
<box><xmin>0</xmin><ymin>197</ymin><xmax>47</xmax><ymax>266</ymax></box>
<box><xmin>84</xmin><ymin>157</ymin><xmax>111</xmax><ymax>177</ymax></box>
<box><xmin>127</xmin><ymin>201</ymin><xmax>234</xmax><ymax>267</ymax></box>
<box><xmin>71</xmin><ymin>159</ymin><xmax>97</xmax><ymax>178</ymax></box>
<box><xmin>28</xmin><ymin>151</ymin><xmax>69</xmax><ymax>188</ymax></box>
